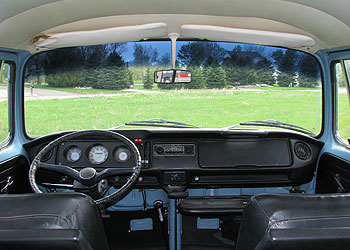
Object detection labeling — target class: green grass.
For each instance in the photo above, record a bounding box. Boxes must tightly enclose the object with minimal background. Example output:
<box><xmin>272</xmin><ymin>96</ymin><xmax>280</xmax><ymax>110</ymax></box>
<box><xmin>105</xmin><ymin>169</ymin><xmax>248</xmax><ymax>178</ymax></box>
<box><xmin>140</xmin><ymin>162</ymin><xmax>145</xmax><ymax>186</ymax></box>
<box><xmin>338</xmin><ymin>93</ymin><xmax>350</xmax><ymax>140</ymax></box>
<box><xmin>0</xmin><ymin>98</ymin><xmax>8</xmax><ymax>141</ymax></box>
<box><xmin>24</xmin><ymin>84</ymin><xmax>124</xmax><ymax>94</ymax></box>
<box><xmin>20</xmin><ymin>88</ymin><xmax>324</xmax><ymax>137</ymax></box>
<box><xmin>3</xmin><ymin>87</ymin><xmax>349</xmax><ymax>141</ymax></box>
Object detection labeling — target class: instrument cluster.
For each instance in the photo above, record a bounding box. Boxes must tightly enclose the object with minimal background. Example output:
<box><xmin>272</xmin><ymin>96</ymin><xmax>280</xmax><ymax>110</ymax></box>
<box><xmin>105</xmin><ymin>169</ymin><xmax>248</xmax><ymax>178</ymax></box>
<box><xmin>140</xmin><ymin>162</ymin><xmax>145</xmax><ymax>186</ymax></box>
<box><xmin>59</xmin><ymin>141</ymin><xmax>133</xmax><ymax>167</ymax></box>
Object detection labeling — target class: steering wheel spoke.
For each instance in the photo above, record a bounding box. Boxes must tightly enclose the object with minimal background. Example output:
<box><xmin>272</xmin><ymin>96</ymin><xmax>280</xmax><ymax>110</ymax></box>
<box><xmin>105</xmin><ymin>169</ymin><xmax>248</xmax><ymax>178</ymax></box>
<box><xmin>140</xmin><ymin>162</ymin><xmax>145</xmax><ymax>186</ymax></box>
<box><xmin>39</xmin><ymin>162</ymin><xmax>80</xmax><ymax>181</ymax></box>
<box><xmin>96</xmin><ymin>167</ymin><xmax>135</xmax><ymax>181</ymax></box>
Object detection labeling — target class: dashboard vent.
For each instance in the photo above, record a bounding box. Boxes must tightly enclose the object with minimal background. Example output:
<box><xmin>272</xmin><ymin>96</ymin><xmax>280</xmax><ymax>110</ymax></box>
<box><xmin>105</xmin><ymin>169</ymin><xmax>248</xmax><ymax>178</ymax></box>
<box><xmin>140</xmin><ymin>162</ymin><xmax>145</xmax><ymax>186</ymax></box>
<box><xmin>294</xmin><ymin>142</ymin><xmax>311</xmax><ymax>160</ymax></box>
<box><xmin>37</xmin><ymin>145</ymin><xmax>53</xmax><ymax>162</ymax></box>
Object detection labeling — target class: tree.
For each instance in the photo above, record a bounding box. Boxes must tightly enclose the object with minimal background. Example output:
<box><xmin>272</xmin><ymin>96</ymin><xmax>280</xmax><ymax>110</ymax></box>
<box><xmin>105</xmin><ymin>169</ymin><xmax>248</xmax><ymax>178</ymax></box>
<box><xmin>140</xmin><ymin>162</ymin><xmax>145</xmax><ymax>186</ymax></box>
<box><xmin>298</xmin><ymin>74</ymin><xmax>319</xmax><ymax>88</ymax></box>
<box><xmin>96</xmin><ymin>67</ymin><xmax>130</xmax><ymax>90</ymax></box>
<box><xmin>133</xmin><ymin>44</ymin><xmax>159</xmax><ymax>66</ymax></box>
<box><xmin>271</xmin><ymin>49</ymin><xmax>284</xmax><ymax>67</ymax></box>
<box><xmin>177</xmin><ymin>42</ymin><xmax>226</xmax><ymax>67</ymax></box>
<box><xmin>158</xmin><ymin>53</ymin><xmax>171</xmax><ymax>67</ymax></box>
<box><xmin>106</xmin><ymin>51</ymin><xmax>124</xmax><ymax>67</ymax></box>
<box><xmin>256</xmin><ymin>69</ymin><xmax>275</xmax><ymax>85</ymax></box>
<box><xmin>272</xmin><ymin>49</ymin><xmax>297</xmax><ymax>73</ymax></box>
<box><xmin>298</xmin><ymin>54</ymin><xmax>319</xmax><ymax>88</ymax></box>
<box><xmin>26</xmin><ymin>53</ymin><xmax>46</xmax><ymax>84</ymax></box>
<box><xmin>299</xmin><ymin>54</ymin><xmax>319</xmax><ymax>78</ymax></box>
<box><xmin>276</xmin><ymin>72</ymin><xmax>296</xmax><ymax>87</ymax></box>
<box><xmin>143</xmin><ymin>68</ymin><xmax>153</xmax><ymax>89</ymax></box>
<box><xmin>206</xmin><ymin>67</ymin><xmax>226</xmax><ymax>89</ymax></box>
<box><xmin>43</xmin><ymin>47</ymin><xmax>85</xmax><ymax>74</ymax></box>
<box><xmin>184</xmin><ymin>67</ymin><xmax>206</xmax><ymax>89</ymax></box>
<box><xmin>81</xmin><ymin>45</ymin><xmax>108</xmax><ymax>68</ymax></box>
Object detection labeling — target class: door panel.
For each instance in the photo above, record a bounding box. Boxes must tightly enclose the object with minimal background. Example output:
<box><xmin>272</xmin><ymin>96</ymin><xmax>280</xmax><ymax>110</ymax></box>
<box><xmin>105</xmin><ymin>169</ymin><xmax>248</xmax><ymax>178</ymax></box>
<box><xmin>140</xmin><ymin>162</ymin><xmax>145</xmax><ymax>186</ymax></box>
<box><xmin>316</xmin><ymin>153</ymin><xmax>350</xmax><ymax>193</ymax></box>
<box><xmin>0</xmin><ymin>155</ymin><xmax>31</xmax><ymax>194</ymax></box>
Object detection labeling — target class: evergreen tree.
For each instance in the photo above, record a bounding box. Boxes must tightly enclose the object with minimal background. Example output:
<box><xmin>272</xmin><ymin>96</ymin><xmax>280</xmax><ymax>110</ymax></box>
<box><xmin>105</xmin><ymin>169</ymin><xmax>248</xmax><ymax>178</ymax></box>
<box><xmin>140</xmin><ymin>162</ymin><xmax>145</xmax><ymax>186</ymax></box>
<box><xmin>256</xmin><ymin>69</ymin><xmax>275</xmax><ymax>85</ymax></box>
<box><xmin>276</xmin><ymin>72</ymin><xmax>296</xmax><ymax>87</ymax></box>
<box><xmin>127</xmin><ymin>70</ymin><xmax>134</xmax><ymax>87</ymax></box>
<box><xmin>184</xmin><ymin>67</ymin><xmax>206</xmax><ymax>89</ymax></box>
<box><xmin>143</xmin><ymin>68</ymin><xmax>153</xmax><ymax>89</ymax></box>
<box><xmin>206</xmin><ymin>67</ymin><xmax>226</xmax><ymax>89</ymax></box>
<box><xmin>96</xmin><ymin>67</ymin><xmax>129</xmax><ymax>90</ymax></box>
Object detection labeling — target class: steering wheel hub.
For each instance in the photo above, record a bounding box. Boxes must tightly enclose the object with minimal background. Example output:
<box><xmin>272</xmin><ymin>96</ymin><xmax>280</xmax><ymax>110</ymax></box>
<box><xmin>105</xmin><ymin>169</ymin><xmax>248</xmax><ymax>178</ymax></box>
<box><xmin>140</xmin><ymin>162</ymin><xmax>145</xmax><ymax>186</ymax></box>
<box><xmin>79</xmin><ymin>167</ymin><xmax>97</xmax><ymax>181</ymax></box>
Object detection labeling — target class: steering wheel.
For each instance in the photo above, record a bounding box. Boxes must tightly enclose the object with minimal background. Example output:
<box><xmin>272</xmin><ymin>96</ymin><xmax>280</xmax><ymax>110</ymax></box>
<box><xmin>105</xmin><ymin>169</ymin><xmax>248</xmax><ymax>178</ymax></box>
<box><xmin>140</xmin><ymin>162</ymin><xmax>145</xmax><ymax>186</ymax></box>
<box><xmin>29</xmin><ymin>130</ymin><xmax>142</xmax><ymax>209</ymax></box>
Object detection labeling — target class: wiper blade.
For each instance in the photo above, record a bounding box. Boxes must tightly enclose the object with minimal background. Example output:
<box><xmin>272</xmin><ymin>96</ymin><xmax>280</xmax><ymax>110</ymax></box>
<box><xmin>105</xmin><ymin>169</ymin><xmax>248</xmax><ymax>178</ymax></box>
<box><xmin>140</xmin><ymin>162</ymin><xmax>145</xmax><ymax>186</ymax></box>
<box><xmin>113</xmin><ymin>118</ymin><xmax>199</xmax><ymax>129</ymax></box>
<box><xmin>226</xmin><ymin>120</ymin><xmax>315</xmax><ymax>135</ymax></box>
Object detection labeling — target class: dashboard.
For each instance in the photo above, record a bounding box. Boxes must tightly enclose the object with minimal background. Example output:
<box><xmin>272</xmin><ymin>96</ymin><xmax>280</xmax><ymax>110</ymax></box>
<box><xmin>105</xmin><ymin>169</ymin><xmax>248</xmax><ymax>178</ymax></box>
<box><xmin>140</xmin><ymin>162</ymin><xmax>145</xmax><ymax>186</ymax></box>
<box><xmin>24</xmin><ymin>129</ymin><xmax>324</xmax><ymax>189</ymax></box>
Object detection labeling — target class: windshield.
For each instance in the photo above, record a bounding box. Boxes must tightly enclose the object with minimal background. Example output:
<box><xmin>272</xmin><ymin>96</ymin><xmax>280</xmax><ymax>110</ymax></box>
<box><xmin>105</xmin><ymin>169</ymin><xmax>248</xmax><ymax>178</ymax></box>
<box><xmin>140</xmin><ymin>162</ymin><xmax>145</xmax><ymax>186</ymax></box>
<box><xmin>24</xmin><ymin>41</ymin><xmax>322</xmax><ymax>136</ymax></box>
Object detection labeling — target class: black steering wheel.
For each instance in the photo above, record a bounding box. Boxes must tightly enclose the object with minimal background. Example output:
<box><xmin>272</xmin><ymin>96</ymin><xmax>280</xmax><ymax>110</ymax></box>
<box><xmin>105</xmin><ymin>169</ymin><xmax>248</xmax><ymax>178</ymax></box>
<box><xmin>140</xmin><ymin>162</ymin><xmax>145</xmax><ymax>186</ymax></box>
<box><xmin>29</xmin><ymin>130</ymin><xmax>142</xmax><ymax>209</ymax></box>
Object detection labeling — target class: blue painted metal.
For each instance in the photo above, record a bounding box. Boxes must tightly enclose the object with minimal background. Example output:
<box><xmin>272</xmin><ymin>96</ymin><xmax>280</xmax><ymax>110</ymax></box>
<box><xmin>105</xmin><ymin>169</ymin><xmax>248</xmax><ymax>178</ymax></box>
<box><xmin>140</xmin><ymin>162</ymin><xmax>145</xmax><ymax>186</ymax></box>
<box><xmin>306</xmin><ymin>48</ymin><xmax>350</xmax><ymax>193</ymax></box>
<box><xmin>187</xmin><ymin>187</ymin><xmax>292</xmax><ymax>197</ymax></box>
<box><xmin>168</xmin><ymin>199</ymin><xmax>176</xmax><ymax>250</ymax></box>
<box><xmin>176</xmin><ymin>210</ymin><xmax>181</xmax><ymax>250</ymax></box>
<box><xmin>130</xmin><ymin>218</ymin><xmax>153</xmax><ymax>231</ymax></box>
<box><xmin>197</xmin><ymin>217</ymin><xmax>219</xmax><ymax>230</ymax></box>
<box><xmin>0</xmin><ymin>48</ymin><xmax>31</xmax><ymax>163</ymax></box>
<box><xmin>107</xmin><ymin>188</ymin><xmax>168</xmax><ymax>211</ymax></box>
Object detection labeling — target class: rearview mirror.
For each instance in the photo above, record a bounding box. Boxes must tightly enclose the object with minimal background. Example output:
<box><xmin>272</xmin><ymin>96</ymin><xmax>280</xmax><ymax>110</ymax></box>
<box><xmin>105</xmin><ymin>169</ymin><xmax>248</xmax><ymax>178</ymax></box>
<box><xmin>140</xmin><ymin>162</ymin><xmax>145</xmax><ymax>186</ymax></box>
<box><xmin>154</xmin><ymin>70</ymin><xmax>191</xmax><ymax>83</ymax></box>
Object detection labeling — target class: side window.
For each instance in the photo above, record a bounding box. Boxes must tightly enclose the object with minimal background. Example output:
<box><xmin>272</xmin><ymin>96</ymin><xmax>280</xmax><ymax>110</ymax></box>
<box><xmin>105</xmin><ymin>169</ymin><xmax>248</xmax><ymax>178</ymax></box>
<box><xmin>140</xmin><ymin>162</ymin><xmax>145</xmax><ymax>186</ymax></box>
<box><xmin>335</xmin><ymin>60</ymin><xmax>350</xmax><ymax>145</ymax></box>
<box><xmin>0</xmin><ymin>61</ymin><xmax>14</xmax><ymax>146</ymax></box>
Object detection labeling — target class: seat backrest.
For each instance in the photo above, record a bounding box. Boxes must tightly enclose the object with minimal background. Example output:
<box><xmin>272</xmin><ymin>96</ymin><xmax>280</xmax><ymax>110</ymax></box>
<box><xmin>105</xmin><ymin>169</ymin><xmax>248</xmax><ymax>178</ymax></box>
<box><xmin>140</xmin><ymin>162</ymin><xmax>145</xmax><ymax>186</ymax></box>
<box><xmin>0</xmin><ymin>193</ymin><xmax>109</xmax><ymax>250</ymax></box>
<box><xmin>236</xmin><ymin>193</ymin><xmax>350</xmax><ymax>250</ymax></box>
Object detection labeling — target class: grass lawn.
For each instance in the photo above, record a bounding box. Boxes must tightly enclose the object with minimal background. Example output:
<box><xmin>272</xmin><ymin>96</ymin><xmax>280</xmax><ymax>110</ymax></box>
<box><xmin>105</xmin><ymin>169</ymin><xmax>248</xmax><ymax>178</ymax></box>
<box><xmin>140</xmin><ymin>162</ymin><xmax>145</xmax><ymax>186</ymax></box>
<box><xmin>1</xmin><ymin>88</ymin><xmax>348</xmax><ymax>141</ymax></box>
<box><xmin>24</xmin><ymin>84</ymin><xmax>124</xmax><ymax>94</ymax></box>
<box><xmin>20</xmin><ymin>88</ymin><xmax>324</xmax><ymax>137</ymax></box>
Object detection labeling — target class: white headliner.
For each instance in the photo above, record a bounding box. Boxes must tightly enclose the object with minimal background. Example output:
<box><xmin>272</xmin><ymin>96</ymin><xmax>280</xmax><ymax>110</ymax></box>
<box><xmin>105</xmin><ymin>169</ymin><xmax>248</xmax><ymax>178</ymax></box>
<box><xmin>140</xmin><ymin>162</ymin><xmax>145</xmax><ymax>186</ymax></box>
<box><xmin>1</xmin><ymin>0</ymin><xmax>350</xmax><ymax>54</ymax></box>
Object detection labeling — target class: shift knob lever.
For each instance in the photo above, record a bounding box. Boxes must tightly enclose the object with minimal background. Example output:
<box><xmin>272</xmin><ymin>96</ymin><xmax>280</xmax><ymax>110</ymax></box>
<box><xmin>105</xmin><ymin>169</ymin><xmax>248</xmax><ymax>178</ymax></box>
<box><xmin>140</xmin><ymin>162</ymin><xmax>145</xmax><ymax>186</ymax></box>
<box><xmin>154</xmin><ymin>200</ymin><xmax>164</xmax><ymax>222</ymax></box>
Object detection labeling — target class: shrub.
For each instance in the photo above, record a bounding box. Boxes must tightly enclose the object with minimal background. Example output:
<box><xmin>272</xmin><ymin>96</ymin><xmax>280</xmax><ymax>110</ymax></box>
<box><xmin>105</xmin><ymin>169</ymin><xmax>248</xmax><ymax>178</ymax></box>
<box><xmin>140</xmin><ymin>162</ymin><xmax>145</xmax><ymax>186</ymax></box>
<box><xmin>206</xmin><ymin>67</ymin><xmax>226</xmax><ymax>89</ymax></box>
<box><xmin>276</xmin><ymin>72</ymin><xmax>296</xmax><ymax>87</ymax></box>
<box><xmin>96</xmin><ymin>67</ymin><xmax>130</xmax><ymax>90</ymax></box>
<box><xmin>184</xmin><ymin>67</ymin><xmax>206</xmax><ymax>89</ymax></box>
<box><xmin>143</xmin><ymin>68</ymin><xmax>153</xmax><ymax>89</ymax></box>
<box><xmin>46</xmin><ymin>70</ymin><xmax>83</xmax><ymax>87</ymax></box>
<box><xmin>79</xmin><ymin>68</ymin><xmax>98</xmax><ymax>87</ymax></box>
<box><xmin>298</xmin><ymin>74</ymin><xmax>319</xmax><ymax>88</ymax></box>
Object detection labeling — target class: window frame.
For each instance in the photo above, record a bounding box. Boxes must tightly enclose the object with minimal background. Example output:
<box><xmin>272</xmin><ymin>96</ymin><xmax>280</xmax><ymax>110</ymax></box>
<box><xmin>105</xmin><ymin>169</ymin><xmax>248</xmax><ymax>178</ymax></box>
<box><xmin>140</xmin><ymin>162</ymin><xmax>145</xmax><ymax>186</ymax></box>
<box><xmin>0</xmin><ymin>60</ymin><xmax>16</xmax><ymax>150</ymax></box>
<box><xmin>332</xmin><ymin>60</ymin><xmax>350</xmax><ymax>148</ymax></box>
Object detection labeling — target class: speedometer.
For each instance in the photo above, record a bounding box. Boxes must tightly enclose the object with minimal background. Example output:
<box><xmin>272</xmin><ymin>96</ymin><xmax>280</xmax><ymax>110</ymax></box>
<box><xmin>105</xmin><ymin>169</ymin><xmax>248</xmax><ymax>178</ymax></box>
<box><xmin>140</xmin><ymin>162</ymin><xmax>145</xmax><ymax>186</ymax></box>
<box><xmin>88</xmin><ymin>145</ymin><xmax>109</xmax><ymax>165</ymax></box>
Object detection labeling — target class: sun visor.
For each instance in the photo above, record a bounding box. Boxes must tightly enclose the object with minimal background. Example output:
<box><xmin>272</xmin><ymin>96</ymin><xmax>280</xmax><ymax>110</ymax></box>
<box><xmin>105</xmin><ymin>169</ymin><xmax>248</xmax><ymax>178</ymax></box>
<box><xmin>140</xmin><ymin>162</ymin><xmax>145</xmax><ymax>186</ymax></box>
<box><xmin>32</xmin><ymin>22</ymin><xmax>168</xmax><ymax>48</ymax></box>
<box><xmin>181</xmin><ymin>25</ymin><xmax>316</xmax><ymax>48</ymax></box>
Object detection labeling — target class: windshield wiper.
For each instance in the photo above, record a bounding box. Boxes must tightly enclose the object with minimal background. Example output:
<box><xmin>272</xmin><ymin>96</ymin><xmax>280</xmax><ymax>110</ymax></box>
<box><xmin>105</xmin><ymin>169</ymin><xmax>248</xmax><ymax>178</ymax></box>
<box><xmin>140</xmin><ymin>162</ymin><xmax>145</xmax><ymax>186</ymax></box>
<box><xmin>113</xmin><ymin>118</ymin><xmax>199</xmax><ymax>129</ymax></box>
<box><xmin>226</xmin><ymin>119</ymin><xmax>315</xmax><ymax>135</ymax></box>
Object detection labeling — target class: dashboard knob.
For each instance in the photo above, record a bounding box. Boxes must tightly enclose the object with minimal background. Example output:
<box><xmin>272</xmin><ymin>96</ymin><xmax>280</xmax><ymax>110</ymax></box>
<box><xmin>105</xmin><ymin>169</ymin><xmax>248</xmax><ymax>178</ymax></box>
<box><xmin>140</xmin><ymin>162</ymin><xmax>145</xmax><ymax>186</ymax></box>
<box><xmin>155</xmin><ymin>146</ymin><xmax>164</xmax><ymax>155</ymax></box>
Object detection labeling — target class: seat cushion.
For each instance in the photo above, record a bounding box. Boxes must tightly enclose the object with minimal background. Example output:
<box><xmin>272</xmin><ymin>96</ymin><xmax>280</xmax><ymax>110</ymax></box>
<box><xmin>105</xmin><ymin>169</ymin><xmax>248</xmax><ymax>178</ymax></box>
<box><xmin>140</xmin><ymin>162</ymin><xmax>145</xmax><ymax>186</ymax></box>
<box><xmin>236</xmin><ymin>193</ymin><xmax>350</xmax><ymax>250</ymax></box>
<box><xmin>0</xmin><ymin>193</ymin><xmax>109</xmax><ymax>250</ymax></box>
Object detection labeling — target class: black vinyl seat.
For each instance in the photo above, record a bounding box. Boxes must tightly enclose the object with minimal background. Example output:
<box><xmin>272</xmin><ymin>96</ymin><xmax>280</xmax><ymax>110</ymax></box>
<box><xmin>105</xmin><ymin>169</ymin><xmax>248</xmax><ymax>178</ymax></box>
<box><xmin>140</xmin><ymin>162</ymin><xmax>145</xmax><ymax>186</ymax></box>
<box><xmin>0</xmin><ymin>193</ymin><xmax>109</xmax><ymax>250</ymax></box>
<box><xmin>236</xmin><ymin>193</ymin><xmax>350</xmax><ymax>250</ymax></box>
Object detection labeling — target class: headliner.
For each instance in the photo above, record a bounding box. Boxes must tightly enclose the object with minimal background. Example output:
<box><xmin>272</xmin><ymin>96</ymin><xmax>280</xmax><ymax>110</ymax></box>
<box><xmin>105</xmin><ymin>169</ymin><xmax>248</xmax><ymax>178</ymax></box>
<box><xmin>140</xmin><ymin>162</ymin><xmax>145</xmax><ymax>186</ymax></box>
<box><xmin>1</xmin><ymin>0</ymin><xmax>350</xmax><ymax>54</ymax></box>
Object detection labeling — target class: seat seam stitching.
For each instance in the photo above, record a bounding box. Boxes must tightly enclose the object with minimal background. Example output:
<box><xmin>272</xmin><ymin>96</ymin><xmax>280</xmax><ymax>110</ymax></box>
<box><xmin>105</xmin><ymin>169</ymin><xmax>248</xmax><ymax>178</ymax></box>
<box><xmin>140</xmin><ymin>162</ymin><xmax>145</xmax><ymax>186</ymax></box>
<box><xmin>0</xmin><ymin>214</ymin><xmax>71</xmax><ymax>226</ymax></box>
<box><xmin>267</xmin><ymin>215</ymin><xmax>350</xmax><ymax>231</ymax></box>
<box><xmin>66</xmin><ymin>196</ymin><xmax>89</xmax><ymax>221</ymax></box>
